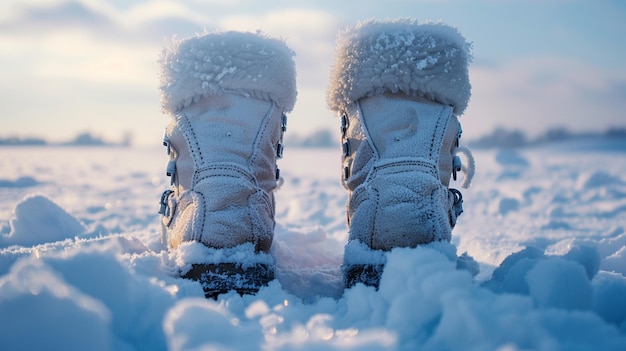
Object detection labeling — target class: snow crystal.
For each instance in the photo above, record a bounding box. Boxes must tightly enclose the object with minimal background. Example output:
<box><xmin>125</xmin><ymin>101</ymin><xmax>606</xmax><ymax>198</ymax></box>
<box><xmin>415</xmin><ymin>55</ymin><xmax>438</xmax><ymax>70</ymax></box>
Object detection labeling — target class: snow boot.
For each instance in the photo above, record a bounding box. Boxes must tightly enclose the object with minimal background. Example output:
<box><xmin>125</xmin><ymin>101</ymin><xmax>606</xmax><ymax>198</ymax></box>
<box><xmin>157</xmin><ymin>31</ymin><xmax>297</xmax><ymax>298</ymax></box>
<box><xmin>327</xmin><ymin>19</ymin><xmax>475</xmax><ymax>288</ymax></box>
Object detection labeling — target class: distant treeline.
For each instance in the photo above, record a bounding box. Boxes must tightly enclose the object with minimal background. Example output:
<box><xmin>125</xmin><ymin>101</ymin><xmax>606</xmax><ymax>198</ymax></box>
<box><xmin>0</xmin><ymin>132</ymin><xmax>132</xmax><ymax>147</ymax></box>
<box><xmin>468</xmin><ymin>127</ymin><xmax>626</xmax><ymax>149</ymax></box>
<box><xmin>2</xmin><ymin>127</ymin><xmax>624</xmax><ymax>149</ymax></box>
<box><xmin>282</xmin><ymin>126</ymin><xmax>626</xmax><ymax>149</ymax></box>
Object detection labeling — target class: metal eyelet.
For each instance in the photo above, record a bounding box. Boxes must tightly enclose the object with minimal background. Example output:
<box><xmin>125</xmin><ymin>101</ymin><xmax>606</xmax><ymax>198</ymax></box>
<box><xmin>276</xmin><ymin>142</ymin><xmax>284</xmax><ymax>158</ymax></box>
<box><xmin>281</xmin><ymin>114</ymin><xmax>288</xmax><ymax>133</ymax></box>
<box><xmin>166</xmin><ymin>160</ymin><xmax>176</xmax><ymax>185</ymax></box>
<box><xmin>342</xmin><ymin>140</ymin><xmax>350</xmax><ymax>157</ymax></box>
<box><xmin>340</xmin><ymin>112</ymin><xmax>348</xmax><ymax>139</ymax></box>
<box><xmin>158</xmin><ymin>189</ymin><xmax>174</xmax><ymax>216</ymax></box>
<box><xmin>452</xmin><ymin>155</ymin><xmax>462</xmax><ymax>181</ymax></box>
<box><xmin>163</xmin><ymin>135</ymin><xmax>171</xmax><ymax>155</ymax></box>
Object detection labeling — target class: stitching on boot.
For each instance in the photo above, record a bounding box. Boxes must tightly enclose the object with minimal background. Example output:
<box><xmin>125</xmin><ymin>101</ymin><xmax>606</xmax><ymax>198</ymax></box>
<box><xmin>248</xmin><ymin>102</ymin><xmax>276</xmax><ymax>170</ymax></box>
<box><xmin>356</xmin><ymin>101</ymin><xmax>380</xmax><ymax>162</ymax></box>
<box><xmin>195</xmin><ymin>191</ymin><xmax>206</xmax><ymax>243</ymax></box>
<box><xmin>248</xmin><ymin>189</ymin><xmax>274</xmax><ymax>252</ymax></box>
<box><xmin>179</xmin><ymin>113</ymin><xmax>204</xmax><ymax>169</ymax></box>
<box><xmin>429</xmin><ymin>185</ymin><xmax>437</xmax><ymax>241</ymax></box>
<box><xmin>429</xmin><ymin>106</ymin><xmax>447</xmax><ymax>161</ymax></box>
<box><xmin>371</xmin><ymin>159</ymin><xmax>439</xmax><ymax>180</ymax></box>
<box><xmin>195</xmin><ymin>164</ymin><xmax>256</xmax><ymax>185</ymax></box>
<box><xmin>370</xmin><ymin>187</ymin><xmax>379</xmax><ymax>248</ymax></box>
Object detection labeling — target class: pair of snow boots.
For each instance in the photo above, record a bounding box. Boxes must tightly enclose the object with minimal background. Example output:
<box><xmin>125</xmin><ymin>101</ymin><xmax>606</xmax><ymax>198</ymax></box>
<box><xmin>157</xmin><ymin>19</ymin><xmax>474</xmax><ymax>298</ymax></box>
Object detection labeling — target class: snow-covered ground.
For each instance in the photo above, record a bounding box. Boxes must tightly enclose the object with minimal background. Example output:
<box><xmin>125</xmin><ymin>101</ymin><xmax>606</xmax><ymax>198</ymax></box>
<box><xmin>1</xmin><ymin>143</ymin><xmax>625</xmax><ymax>350</ymax></box>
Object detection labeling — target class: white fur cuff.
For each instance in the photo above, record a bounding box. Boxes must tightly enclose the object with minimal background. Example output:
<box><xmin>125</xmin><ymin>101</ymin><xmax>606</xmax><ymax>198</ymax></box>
<box><xmin>159</xmin><ymin>31</ymin><xmax>297</xmax><ymax>113</ymax></box>
<box><xmin>327</xmin><ymin>19</ymin><xmax>472</xmax><ymax>115</ymax></box>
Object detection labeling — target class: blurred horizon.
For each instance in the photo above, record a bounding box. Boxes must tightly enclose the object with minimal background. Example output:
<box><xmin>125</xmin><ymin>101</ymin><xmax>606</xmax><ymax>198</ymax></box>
<box><xmin>2</xmin><ymin>124</ymin><xmax>625</xmax><ymax>151</ymax></box>
<box><xmin>1</xmin><ymin>0</ymin><xmax>625</xmax><ymax>146</ymax></box>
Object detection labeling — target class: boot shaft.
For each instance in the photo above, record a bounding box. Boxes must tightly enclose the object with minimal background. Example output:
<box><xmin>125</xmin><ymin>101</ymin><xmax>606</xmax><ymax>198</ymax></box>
<box><xmin>341</xmin><ymin>95</ymin><xmax>463</xmax><ymax>250</ymax></box>
<box><xmin>161</xmin><ymin>94</ymin><xmax>285</xmax><ymax>252</ymax></box>
<box><xmin>157</xmin><ymin>31</ymin><xmax>297</xmax><ymax>253</ymax></box>
<box><xmin>342</xmin><ymin>94</ymin><xmax>460</xmax><ymax>191</ymax></box>
<box><xmin>165</xmin><ymin>94</ymin><xmax>284</xmax><ymax>195</ymax></box>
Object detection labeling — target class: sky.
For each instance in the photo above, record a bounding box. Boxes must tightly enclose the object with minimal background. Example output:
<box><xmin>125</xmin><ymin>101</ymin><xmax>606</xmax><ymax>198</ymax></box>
<box><xmin>0</xmin><ymin>0</ymin><xmax>625</xmax><ymax>146</ymax></box>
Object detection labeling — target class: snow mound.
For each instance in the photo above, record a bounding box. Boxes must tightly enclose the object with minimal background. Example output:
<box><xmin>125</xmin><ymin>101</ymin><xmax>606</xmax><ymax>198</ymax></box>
<box><xmin>0</xmin><ymin>240</ymin><xmax>176</xmax><ymax>350</ymax></box>
<box><xmin>2</xmin><ymin>194</ymin><xmax>85</xmax><ymax>248</ymax></box>
<box><xmin>0</xmin><ymin>258</ymin><xmax>112</xmax><ymax>351</ymax></box>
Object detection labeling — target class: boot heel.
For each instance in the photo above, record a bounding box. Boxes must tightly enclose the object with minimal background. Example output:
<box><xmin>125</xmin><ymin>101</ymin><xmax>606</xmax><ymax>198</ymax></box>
<box><xmin>183</xmin><ymin>262</ymin><xmax>275</xmax><ymax>299</ymax></box>
<box><xmin>343</xmin><ymin>263</ymin><xmax>384</xmax><ymax>289</ymax></box>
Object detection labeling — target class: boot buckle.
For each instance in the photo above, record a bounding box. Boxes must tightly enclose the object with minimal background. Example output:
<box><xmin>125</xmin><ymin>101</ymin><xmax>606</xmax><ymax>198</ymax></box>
<box><xmin>452</xmin><ymin>155</ymin><xmax>462</xmax><ymax>181</ymax></box>
<box><xmin>448</xmin><ymin>188</ymin><xmax>464</xmax><ymax>226</ymax></box>
<box><xmin>158</xmin><ymin>189</ymin><xmax>174</xmax><ymax>217</ymax></box>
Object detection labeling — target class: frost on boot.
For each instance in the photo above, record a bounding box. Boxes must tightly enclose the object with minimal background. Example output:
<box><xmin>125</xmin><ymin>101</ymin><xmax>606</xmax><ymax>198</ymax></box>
<box><xmin>157</xmin><ymin>31</ymin><xmax>296</xmax><ymax>298</ymax></box>
<box><xmin>327</xmin><ymin>19</ymin><xmax>475</xmax><ymax>288</ymax></box>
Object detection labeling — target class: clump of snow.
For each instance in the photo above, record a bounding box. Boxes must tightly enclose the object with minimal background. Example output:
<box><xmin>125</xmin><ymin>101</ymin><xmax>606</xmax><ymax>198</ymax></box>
<box><xmin>1</xmin><ymin>194</ymin><xmax>85</xmax><ymax>248</ymax></box>
<box><xmin>592</xmin><ymin>271</ymin><xmax>626</xmax><ymax>331</ymax></box>
<box><xmin>342</xmin><ymin>239</ymin><xmax>387</xmax><ymax>267</ymax></box>
<box><xmin>163</xmin><ymin>298</ymin><xmax>263</xmax><ymax>350</ymax></box>
<box><xmin>0</xmin><ymin>257</ymin><xmax>112</xmax><ymax>351</ymax></box>
<box><xmin>526</xmin><ymin>257</ymin><xmax>593</xmax><ymax>310</ymax></box>
<box><xmin>173</xmin><ymin>241</ymin><xmax>274</xmax><ymax>275</ymax></box>
<box><xmin>0</xmin><ymin>240</ymin><xmax>176</xmax><ymax>350</ymax></box>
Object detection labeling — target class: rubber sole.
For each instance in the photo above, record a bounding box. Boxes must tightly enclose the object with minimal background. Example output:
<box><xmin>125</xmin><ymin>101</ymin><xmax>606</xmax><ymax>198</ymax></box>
<box><xmin>343</xmin><ymin>263</ymin><xmax>385</xmax><ymax>289</ymax></box>
<box><xmin>182</xmin><ymin>262</ymin><xmax>275</xmax><ymax>299</ymax></box>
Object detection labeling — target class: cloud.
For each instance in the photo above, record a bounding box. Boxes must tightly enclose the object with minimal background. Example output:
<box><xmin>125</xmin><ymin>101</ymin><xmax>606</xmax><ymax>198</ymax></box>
<box><xmin>21</xmin><ymin>1</ymin><xmax>110</xmax><ymax>26</ymax></box>
<box><xmin>119</xmin><ymin>1</ymin><xmax>213</xmax><ymax>40</ymax></box>
<box><xmin>0</xmin><ymin>1</ymin><xmax>115</xmax><ymax>34</ymax></box>
<box><xmin>0</xmin><ymin>0</ymin><xmax>214</xmax><ymax>86</ymax></box>
<box><xmin>219</xmin><ymin>8</ymin><xmax>343</xmax><ymax>87</ymax></box>
<box><xmin>0</xmin><ymin>0</ymin><xmax>210</xmax><ymax>44</ymax></box>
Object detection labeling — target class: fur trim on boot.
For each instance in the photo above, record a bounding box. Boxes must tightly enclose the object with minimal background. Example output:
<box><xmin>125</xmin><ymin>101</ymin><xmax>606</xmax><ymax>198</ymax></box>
<box><xmin>327</xmin><ymin>19</ymin><xmax>472</xmax><ymax>115</ymax></box>
<box><xmin>159</xmin><ymin>31</ymin><xmax>297</xmax><ymax>114</ymax></box>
